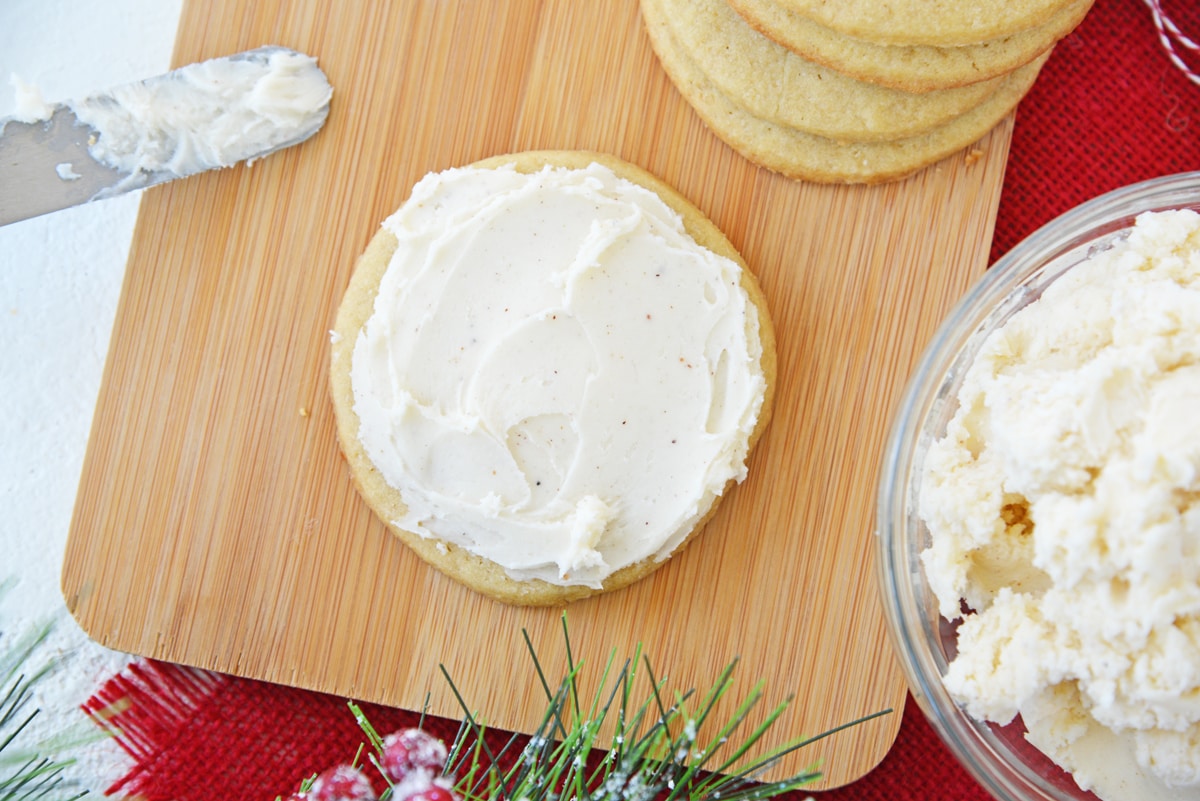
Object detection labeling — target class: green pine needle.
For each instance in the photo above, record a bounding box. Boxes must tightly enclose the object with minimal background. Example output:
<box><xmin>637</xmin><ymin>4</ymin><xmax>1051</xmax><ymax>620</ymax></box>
<box><xmin>0</xmin><ymin>578</ymin><xmax>91</xmax><ymax>801</ymax></box>
<box><xmin>350</xmin><ymin>612</ymin><xmax>892</xmax><ymax>801</ymax></box>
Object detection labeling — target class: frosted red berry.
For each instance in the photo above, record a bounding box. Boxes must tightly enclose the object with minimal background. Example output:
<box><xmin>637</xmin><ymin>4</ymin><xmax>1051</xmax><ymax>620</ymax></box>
<box><xmin>305</xmin><ymin>764</ymin><xmax>377</xmax><ymax>801</ymax></box>
<box><xmin>380</xmin><ymin>728</ymin><xmax>448</xmax><ymax>781</ymax></box>
<box><xmin>404</xmin><ymin>785</ymin><xmax>457</xmax><ymax>801</ymax></box>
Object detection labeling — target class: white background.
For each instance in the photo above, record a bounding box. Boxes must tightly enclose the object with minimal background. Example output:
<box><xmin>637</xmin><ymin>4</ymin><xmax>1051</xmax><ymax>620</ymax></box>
<box><xmin>0</xmin><ymin>1</ymin><xmax>184</xmax><ymax>790</ymax></box>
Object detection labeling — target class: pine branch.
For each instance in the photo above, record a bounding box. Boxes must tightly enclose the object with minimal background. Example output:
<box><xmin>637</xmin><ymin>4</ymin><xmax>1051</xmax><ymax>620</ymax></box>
<box><xmin>329</xmin><ymin>612</ymin><xmax>893</xmax><ymax>801</ymax></box>
<box><xmin>0</xmin><ymin>579</ymin><xmax>91</xmax><ymax>801</ymax></box>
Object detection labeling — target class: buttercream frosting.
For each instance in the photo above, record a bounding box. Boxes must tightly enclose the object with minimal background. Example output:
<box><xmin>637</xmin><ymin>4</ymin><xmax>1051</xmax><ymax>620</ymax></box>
<box><xmin>921</xmin><ymin>209</ymin><xmax>1200</xmax><ymax>799</ymax></box>
<box><xmin>70</xmin><ymin>46</ymin><xmax>331</xmax><ymax>191</ymax></box>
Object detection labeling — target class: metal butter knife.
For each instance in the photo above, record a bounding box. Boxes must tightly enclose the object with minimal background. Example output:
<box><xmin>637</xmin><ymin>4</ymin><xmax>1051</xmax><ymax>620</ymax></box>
<box><xmin>0</xmin><ymin>46</ymin><xmax>332</xmax><ymax>226</ymax></box>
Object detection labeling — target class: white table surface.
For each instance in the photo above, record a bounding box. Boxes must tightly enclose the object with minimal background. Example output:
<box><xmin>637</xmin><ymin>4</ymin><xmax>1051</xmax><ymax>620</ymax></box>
<box><xmin>1</xmin><ymin>1</ymin><xmax>184</xmax><ymax>791</ymax></box>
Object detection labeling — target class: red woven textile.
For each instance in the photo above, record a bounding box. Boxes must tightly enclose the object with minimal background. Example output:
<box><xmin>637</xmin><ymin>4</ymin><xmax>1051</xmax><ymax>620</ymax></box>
<box><xmin>83</xmin><ymin>661</ymin><xmax>985</xmax><ymax>801</ymax></box>
<box><xmin>82</xmin><ymin>663</ymin><xmax>462</xmax><ymax>800</ymax></box>
<box><xmin>992</xmin><ymin>0</ymin><xmax>1200</xmax><ymax>260</ymax></box>
<box><xmin>83</xmin><ymin>1</ymin><xmax>1200</xmax><ymax>799</ymax></box>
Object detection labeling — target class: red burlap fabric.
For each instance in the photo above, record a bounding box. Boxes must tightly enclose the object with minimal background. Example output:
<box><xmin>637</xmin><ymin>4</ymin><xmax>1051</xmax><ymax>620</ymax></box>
<box><xmin>83</xmin><ymin>1</ymin><xmax>1200</xmax><ymax>798</ymax></box>
<box><xmin>992</xmin><ymin>0</ymin><xmax>1200</xmax><ymax>260</ymax></box>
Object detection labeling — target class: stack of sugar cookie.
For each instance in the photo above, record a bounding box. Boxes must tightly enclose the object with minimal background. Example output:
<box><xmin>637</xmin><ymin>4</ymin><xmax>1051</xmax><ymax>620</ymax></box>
<box><xmin>640</xmin><ymin>0</ymin><xmax>1093</xmax><ymax>183</ymax></box>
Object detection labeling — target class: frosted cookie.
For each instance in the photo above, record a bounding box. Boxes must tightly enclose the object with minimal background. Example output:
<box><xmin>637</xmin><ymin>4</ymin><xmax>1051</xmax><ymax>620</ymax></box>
<box><xmin>768</xmin><ymin>0</ymin><xmax>1080</xmax><ymax>47</ymax></box>
<box><xmin>729</xmin><ymin>0</ymin><xmax>1094</xmax><ymax>92</ymax></box>
<box><xmin>330</xmin><ymin>151</ymin><xmax>776</xmax><ymax>606</ymax></box>
<box><xmin>642</xmin><ymin>4</ymin><xmax>1050</xmax><ymax>183</ymax></box>
<box><xmin>645</xmin><ymin>0</ymin><xmax>1006</xmax><ymax>142</ymax></box>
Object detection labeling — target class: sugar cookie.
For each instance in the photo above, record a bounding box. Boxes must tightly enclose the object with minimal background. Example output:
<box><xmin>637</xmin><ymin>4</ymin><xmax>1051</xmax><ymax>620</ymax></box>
<box><xmin>729</xmin><ymin>0</ymin><xmax>1093</xmax><ymax>91</ymax></box>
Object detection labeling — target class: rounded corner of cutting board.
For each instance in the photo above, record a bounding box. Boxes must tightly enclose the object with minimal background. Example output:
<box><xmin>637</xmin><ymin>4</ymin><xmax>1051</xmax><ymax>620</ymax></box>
<box><xmin>58</xmin><ymin>558</ymin><xmax>105</xmax><ymax>646</ymax></box>
<box><xmin>815</xmin><ymin>670</ymin><xmax>910</xmax><ymax>788</ymax></box>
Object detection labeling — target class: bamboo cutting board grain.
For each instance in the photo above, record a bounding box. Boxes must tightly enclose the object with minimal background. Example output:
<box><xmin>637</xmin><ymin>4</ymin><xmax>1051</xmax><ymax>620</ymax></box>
<box><xmin>63</xmin><ymin>0</ymin><xmax>1015</xmax><ymax>787</ymax></box>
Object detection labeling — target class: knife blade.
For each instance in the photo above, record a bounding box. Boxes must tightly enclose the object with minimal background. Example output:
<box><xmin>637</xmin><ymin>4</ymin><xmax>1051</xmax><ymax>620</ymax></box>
<box><xmin>0</xmin><ymin>46</ymin><xmax>332</xmax><ymax>226</ymax></box>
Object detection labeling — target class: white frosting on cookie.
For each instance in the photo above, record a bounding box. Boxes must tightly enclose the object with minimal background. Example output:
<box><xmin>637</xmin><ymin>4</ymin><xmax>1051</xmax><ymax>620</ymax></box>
<box><xmin>350</xmin><ymin>162</ymin><xmax>767</xmax><ymax>588</ymax></box>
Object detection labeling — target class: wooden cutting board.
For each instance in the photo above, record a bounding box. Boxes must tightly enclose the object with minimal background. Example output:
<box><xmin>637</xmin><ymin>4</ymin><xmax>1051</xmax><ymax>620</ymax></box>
<box><xmin>63</xmin><ymin>0</ymin><xmax>1013</xmax><ymax>788</ymax></box>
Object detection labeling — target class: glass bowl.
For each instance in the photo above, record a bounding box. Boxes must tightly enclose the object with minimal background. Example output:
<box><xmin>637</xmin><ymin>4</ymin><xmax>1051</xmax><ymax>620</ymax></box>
<box><xmin>876</xmin><ymin>171</ymin><xmax>1200</xmax><ymax>801</ymax></box>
